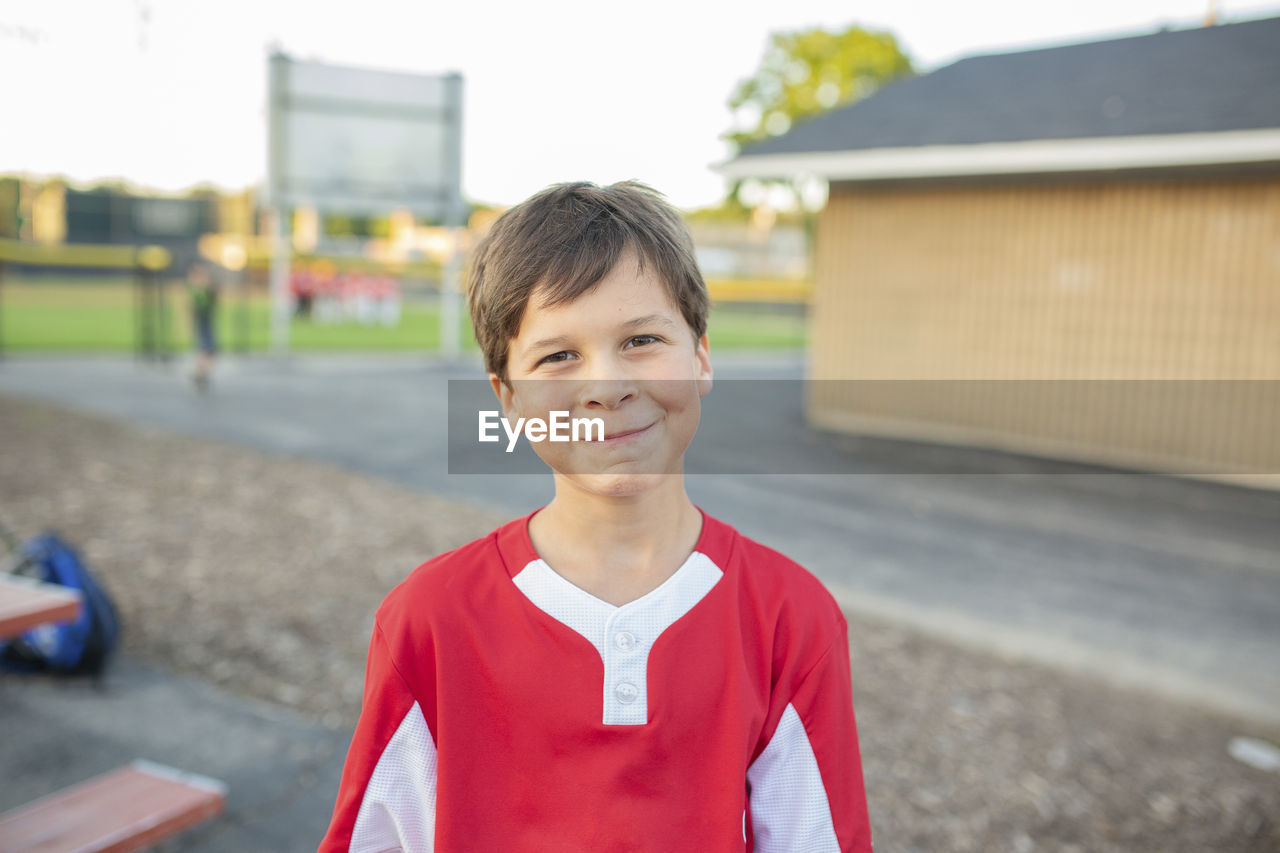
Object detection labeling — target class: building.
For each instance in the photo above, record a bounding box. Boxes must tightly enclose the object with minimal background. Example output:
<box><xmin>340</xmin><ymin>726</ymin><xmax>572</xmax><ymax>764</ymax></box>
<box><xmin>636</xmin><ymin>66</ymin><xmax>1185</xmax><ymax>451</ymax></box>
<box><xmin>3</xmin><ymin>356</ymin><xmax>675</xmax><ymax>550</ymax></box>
<box><xmin>721</xmin><ymin>17</ymin><xmax>1280</xmax><ymax>484</ymax></box>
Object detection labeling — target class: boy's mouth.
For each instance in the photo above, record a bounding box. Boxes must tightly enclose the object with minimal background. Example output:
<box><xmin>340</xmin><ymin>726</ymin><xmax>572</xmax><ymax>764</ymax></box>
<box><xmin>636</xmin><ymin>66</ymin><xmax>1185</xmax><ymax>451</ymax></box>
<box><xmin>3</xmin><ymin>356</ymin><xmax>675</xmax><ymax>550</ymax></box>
<box><xmin>600</xmin><ymin>423</ymin><xmax>653</xmax><ymax>444</ymax></box>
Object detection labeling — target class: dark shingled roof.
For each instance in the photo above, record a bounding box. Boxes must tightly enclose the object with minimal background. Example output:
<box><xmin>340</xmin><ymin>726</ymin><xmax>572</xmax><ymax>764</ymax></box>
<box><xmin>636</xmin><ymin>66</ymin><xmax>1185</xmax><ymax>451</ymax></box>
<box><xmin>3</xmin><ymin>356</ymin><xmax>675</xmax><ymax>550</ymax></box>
<box><xmin>740</xmin><ymin>16</ymin><xmax>1280</xmax><ymax>157</ymax></box>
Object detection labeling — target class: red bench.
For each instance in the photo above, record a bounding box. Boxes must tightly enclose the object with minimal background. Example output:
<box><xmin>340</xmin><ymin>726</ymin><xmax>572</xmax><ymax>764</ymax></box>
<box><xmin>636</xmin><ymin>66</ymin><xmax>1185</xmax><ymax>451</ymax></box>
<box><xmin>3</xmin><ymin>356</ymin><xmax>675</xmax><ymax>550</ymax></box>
<box><xmin>0</xmin><ymin>574</ymin><xmax>82</xmax><ymax>641</ymax></box>
<box><xmin>0</xmin><ymin>760</ymin><xmax>227</xmax><ymax>853</ymax></box>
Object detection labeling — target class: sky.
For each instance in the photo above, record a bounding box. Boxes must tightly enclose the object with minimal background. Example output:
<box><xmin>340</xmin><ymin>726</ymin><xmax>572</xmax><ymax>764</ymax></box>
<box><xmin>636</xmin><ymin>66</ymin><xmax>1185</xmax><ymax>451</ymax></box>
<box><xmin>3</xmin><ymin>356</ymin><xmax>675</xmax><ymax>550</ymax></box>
<box><xmin>1</xmin><ymin>0</ymin><xmax>1277</xmax><ymax>211</ymax></box>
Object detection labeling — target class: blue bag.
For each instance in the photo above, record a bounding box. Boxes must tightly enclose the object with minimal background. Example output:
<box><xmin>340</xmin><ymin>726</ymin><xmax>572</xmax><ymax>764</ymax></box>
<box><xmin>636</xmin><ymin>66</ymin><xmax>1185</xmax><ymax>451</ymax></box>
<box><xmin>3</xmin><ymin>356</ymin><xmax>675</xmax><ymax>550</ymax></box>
<box><xmin>1</xmin><ymin>532</ymin><xmax>121</xmax><ymax>675</ymax></box>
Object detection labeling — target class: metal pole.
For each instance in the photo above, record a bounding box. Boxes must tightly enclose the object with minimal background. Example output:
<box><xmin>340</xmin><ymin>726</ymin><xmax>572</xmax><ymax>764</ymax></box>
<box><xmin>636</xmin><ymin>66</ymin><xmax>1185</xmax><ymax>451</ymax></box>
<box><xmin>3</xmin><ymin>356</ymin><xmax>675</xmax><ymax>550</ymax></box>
<box><xmin>136</xmin><ymin>266</ymin><xmax>154</xmax><ymax>360</ymax></box>
<box><xmin>157</xmin><ymin>269</ymin><xmax>169</xmax><ymax>361</ymax></box>
<box><xmin>0</xmin><ymin>261</ymin><xmax>6</xmax><ymax>360</ymax></box>
<box><xmin>269</xmin><ymin>206</ymin><xmax>291</xmax><ymax>355</ymax></box>
<box><xmin>148</xmin><ymin>268</ymin><xmax>160</xmax><ymax>361</ymax></box>
<box><xmin>236</xmin><ymin>266</ymin><xmax>249</xmax><ymax>354</ymax></box>
<box><xmin>442</xmin><ymin>232</ymin><xmax>461</xmax><ymax>360</ymax></box>
<box><xmin>0</xmin><ymin>261</ymin><xmax>6</xmax><ymax>359</ymax></box>
<box><xmin>266</xmin><ymin>51</ymin><xmax>291</xmax><ymax>357</ymax></box>
<box><xmin>134</xmin><ymin>264</ymin><xmax>144</xmax><ymax>359</ymax></box>
<box><xmin>440</xmin><ymin>72</ymin><xmax>465</xmax><ymax>361</ymax></box>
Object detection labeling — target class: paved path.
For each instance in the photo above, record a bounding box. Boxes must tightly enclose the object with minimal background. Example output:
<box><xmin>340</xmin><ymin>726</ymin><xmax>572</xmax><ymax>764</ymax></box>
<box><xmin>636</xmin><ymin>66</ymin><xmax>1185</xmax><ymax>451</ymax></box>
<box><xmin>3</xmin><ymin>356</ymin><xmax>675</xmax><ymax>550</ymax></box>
<box><xmin>2</xmin><ymin>354</ymin><xmax>1278</xmax><ymax>724</ymax></box>
<box><xmin>0</xmin><ymin>657</ymin><xmax>348</xmax><ymax>852</ymax></box>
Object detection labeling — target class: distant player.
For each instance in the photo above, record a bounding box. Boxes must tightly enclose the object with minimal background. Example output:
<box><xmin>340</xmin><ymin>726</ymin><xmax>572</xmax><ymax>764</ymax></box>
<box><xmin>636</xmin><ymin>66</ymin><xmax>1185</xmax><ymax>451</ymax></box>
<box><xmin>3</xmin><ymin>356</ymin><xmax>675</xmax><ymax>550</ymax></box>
<box><xmin>188</xmin><ymin>260</ymin><xmax>218</xmax><ymax>391</ymax></box>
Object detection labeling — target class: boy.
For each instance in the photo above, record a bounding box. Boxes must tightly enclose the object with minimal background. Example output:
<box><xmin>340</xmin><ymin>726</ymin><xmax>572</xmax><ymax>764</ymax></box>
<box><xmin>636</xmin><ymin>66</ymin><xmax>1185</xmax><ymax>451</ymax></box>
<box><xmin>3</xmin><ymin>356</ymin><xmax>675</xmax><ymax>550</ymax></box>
<box><xmin>319</xmin><ymin>182</ymin><xmax>872</xmax><ymax>851</ymax></box>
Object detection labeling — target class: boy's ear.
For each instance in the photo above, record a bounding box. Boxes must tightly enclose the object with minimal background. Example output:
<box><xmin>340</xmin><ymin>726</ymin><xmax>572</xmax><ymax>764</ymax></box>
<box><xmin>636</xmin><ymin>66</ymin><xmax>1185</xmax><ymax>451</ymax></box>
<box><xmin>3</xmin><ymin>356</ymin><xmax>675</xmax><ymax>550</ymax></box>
<box><xmin>489</xmin><ymin>373</ymin><xmax>519</xmax><ymax>418</ymax></box>
<box><xmin>695</xmin><ymin>333</ymin><xmax>713</xmax><ymax>399</ymax></box>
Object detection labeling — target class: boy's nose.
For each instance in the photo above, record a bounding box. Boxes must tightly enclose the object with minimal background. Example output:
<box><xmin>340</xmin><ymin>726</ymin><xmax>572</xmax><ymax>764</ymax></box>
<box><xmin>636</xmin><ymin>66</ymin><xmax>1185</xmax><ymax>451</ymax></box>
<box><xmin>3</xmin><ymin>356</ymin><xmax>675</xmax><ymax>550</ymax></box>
<box><xmin>581</xmin><ymin>377</ymin><xmax>638</xmax><ymax>410</ymax></box>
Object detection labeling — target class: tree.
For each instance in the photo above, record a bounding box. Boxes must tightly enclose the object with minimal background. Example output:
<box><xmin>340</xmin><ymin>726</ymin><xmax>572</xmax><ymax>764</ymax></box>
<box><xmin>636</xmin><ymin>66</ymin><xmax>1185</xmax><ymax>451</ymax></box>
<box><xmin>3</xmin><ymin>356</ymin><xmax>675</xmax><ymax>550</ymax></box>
<box><xmin>726</xmin><ymin>24</ymin><xmax>914</xmax><ymax>209</ymax></box>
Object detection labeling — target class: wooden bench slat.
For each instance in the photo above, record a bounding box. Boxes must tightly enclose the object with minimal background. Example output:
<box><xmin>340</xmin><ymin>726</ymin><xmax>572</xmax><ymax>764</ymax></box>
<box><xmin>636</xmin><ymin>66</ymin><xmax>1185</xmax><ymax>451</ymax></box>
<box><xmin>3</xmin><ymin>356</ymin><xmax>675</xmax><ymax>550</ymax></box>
<box><xmin>0</xmin><ymin>762</ymin><xmax>226</xmax><ymax>853</ymax></box>
<box><xmin>0</xmin><ymin>575</ymin><xmax>83</xmax><ymax>640</ymax></box>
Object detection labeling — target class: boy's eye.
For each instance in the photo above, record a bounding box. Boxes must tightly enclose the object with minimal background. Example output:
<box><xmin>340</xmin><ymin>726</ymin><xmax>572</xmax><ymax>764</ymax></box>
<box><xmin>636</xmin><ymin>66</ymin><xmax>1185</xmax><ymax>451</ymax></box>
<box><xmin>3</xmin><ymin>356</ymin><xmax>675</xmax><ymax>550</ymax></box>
<box><xmin>625</xmin><ymin>335</ymin><xmax>662</xmax><ymax>349</ymax></box>
<box><xmin>537</xmin><ymin>350</ymin><xmax>574</xmax><ymax>366</ymax></box>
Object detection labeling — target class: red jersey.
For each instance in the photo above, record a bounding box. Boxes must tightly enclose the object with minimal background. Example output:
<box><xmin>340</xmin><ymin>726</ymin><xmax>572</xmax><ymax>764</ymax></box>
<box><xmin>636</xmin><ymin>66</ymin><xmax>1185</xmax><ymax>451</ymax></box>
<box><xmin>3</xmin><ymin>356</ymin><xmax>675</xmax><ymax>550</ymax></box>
<box><xmin>319</xmin><ymin>509</ymin><xmax>872</xmax><ymax>851</ymax></box>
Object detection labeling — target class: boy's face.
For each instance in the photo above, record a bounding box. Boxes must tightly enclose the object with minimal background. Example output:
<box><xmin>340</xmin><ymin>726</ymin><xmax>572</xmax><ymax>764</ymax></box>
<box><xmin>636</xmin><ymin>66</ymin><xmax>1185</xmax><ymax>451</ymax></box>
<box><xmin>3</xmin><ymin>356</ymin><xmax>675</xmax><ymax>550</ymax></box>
<box><xmin>490</xmin><ymin>250</ymin><xmax>712</xmax><ymax>498</ymax></box>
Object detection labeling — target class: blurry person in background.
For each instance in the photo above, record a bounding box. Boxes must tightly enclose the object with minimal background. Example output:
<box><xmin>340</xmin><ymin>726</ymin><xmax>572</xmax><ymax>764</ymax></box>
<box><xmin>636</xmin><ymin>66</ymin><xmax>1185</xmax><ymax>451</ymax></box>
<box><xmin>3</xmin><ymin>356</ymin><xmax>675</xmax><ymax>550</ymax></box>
<box><xmin>188</xmin><ymin>260</ymin><xmax>219</xmax><ymax>391</ymax></box>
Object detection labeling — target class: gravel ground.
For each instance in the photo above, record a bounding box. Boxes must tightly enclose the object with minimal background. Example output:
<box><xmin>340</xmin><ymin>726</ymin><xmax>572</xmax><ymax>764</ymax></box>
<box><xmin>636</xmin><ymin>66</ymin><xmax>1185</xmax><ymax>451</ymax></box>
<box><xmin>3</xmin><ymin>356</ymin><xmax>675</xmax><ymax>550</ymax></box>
<box><xmin>2</xmin><ymin>393</ymin><xmax>1277</xmax><ymax>852</ymax></box>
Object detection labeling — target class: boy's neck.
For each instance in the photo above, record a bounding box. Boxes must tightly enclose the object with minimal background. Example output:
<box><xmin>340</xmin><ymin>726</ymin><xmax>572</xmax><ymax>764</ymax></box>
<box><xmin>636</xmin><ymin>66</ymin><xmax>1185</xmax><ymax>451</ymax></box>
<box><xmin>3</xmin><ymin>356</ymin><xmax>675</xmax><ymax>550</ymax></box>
<box><xmin>529</xmin><ymin>478</ymin><xmax>703</xmax><ymax>607</ymax></box>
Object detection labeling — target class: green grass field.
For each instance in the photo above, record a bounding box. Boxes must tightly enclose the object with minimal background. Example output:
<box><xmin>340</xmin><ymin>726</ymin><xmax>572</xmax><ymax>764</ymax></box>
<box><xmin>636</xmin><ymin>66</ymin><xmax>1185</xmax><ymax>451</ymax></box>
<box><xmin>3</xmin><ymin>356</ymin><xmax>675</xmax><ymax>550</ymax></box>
<box><xmin>0</xmin><ymin>275</ymin><xmax>808</xmax><ymax>353</ymax></box>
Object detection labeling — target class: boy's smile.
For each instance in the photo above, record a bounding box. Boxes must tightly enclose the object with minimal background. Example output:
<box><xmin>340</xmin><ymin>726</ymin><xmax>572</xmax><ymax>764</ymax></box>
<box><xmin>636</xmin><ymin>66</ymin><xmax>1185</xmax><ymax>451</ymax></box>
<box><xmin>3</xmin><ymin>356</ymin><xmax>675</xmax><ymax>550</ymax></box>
<box><xmin>490</xmin><ymin>250</ymin><xmax>712</xmax><ymax>497</ymax></box>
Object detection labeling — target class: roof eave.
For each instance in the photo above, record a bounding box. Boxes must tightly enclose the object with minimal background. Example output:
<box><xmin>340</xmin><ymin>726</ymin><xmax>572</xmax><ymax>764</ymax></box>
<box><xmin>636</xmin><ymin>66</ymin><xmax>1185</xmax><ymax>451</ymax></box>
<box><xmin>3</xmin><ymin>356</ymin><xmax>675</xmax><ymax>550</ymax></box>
<box><xmin>716</xmin><ymin>128</ymin><xmax>1280</xmax><ymax>181</ymax></box>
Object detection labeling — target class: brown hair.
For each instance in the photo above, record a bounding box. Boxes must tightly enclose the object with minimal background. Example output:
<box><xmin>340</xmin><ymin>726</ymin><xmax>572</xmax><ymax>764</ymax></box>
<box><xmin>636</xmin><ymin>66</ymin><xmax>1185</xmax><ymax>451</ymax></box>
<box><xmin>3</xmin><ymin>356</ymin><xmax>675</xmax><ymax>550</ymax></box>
<box><xmin>467</xmin><ymin>181</ymin><xmax>708</xmax><ymax>381</ymax></box>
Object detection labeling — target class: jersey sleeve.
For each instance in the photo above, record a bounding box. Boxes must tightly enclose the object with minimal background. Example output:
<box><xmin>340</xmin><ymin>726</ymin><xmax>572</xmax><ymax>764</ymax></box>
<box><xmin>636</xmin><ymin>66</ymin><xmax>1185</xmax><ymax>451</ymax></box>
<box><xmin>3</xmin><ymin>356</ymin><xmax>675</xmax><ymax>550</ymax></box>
<box><xmin>318</xmin><ymin>619</ymin><xmax>438</xmax><ymax>853</ymax></box>
<box><xmin>747</xmin><ymin>616</ymin><xmax>873</xmax><ymax>853</ymax></box>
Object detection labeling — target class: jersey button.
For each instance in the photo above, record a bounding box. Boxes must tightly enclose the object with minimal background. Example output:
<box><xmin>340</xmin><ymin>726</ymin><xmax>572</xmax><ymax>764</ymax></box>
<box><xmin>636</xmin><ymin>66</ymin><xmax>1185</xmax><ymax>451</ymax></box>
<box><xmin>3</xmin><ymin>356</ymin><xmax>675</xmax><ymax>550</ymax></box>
<box><xmin>614</xmin><ymin>682</ymin><xmax>639</xmax><ymax>704</ymax></box>
<box><xmin>614</xmin><ymin>631</ymin><xmax>637</xmax><ymax>651</ymax></box>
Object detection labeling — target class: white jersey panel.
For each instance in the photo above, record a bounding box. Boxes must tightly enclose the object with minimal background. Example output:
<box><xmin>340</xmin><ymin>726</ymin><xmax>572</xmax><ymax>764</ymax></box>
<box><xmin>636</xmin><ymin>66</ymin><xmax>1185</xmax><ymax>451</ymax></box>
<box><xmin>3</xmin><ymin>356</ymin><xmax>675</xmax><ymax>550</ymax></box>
<box><xmin>350</xmin><ymin>700</ymin><xmax>437</xmax><ymax>853</ymax></box>
<box><xmin>511</xmin><ymin>558</ymin><xmax>614</xmax><ymax>655</ymax></box>
<box><xmin>747</xmin><ymin>703</ymin><xmax>841</xmax><ymax>852</ymax></box>
<box><xmin>512</xmin><ymin>551</ymin><xmax>723</xmax><ymax>725</ymax></box>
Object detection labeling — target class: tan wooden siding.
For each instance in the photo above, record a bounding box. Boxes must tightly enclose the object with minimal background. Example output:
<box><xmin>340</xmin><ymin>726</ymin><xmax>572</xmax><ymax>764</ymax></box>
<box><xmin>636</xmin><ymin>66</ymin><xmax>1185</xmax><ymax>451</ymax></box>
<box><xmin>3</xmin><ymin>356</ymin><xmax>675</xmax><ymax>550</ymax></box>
<box><xmin>808</xmin><ymin>177</ymin><xmax>1280</xmax><ymax>483</ymax></box>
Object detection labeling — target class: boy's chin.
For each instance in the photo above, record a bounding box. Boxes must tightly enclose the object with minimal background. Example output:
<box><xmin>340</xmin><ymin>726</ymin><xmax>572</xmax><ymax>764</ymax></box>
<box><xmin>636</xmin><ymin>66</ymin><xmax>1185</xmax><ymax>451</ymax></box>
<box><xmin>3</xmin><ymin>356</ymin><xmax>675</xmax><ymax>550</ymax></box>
<box><xmin>556</xmin><ymin>471</ymin><xmax>680</xmax><ymax>499</ymax></box>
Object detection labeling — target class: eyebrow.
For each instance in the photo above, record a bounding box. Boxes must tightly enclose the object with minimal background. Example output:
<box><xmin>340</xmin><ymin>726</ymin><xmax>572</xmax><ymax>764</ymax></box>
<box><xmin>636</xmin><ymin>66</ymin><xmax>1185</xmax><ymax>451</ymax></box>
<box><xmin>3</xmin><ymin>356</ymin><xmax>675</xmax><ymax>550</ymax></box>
<box><xmin>525</xmin><ymin>334</ymin><xmax>575</xmax><ymax>354</ymax></box>
<box><xmin>619</xmin><ymin>314</ymin><xmax>678</xmax><ymax>332</ymax></box>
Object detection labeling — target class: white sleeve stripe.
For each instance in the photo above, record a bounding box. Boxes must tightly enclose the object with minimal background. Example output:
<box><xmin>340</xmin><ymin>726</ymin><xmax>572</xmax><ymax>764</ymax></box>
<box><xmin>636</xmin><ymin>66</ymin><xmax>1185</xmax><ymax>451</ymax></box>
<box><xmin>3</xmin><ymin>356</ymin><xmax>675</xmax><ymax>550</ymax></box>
<box><xmin>747</xmin><ymin>703</ymin><xmax>841</xmax><ymax>852</ymax></box>
<box><xmin>350</xmin><ymin>701</ymin><xmax>437</xmax><ymax>853</ymax></box>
